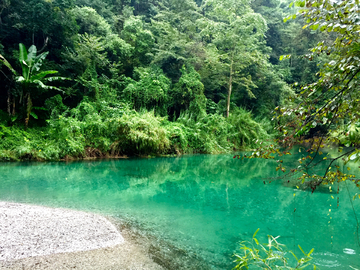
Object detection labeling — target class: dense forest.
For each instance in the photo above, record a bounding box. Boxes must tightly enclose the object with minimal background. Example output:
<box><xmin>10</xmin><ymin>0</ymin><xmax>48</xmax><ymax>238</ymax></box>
<box><xmin>0</xmin><ymin>0</ymin><xmax>323</xmax><ymax>160</ymax></box>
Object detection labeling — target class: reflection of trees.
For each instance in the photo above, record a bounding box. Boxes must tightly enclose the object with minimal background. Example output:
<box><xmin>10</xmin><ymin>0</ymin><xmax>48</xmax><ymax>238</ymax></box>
<box><xmin>0</xmin><ymin>155</ymin><xmax>281</xmax><ymax>208</ymax></box>
<box><xmin>0</xmin><ymin>155</ymin><xmax>359</xmax><ymax>268</ymax></box>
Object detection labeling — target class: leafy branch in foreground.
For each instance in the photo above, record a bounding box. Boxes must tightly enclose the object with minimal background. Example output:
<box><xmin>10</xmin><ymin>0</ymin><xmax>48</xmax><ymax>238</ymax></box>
<box><xmin>233</xmin><ymin>229</ymin><xmax>316</xmax><ymax>270</ymax></box>
<box><xmin>245</xmin><ymin>0</ymin><xmax>360</xmax><ymax>191</ymax></box>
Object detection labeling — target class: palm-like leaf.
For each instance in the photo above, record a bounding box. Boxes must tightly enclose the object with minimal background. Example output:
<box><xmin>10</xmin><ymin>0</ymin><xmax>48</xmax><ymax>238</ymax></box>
<box><xmin>27</xmin><ymin>45</ymin><xmax>37</xmax><ymax>65</ymax></box>
<box><xmin>0</xmin><ymin>54</ymin><xmax>17</xmax><ymax>75</ymax></box>
<box><xmin>32</xmin><ymin>79</ymin><xmax>64</xmax><ymax>92</ymax></box>
<box><xmin>32</xmin><ymin>51</ymin><xmax>49</xmax><ymax>73</ymax></box>
<box><xmin>30</xmin><ymin>70</ymin><xmax>58</xmax><ymax>82</ymax></box>
<box><xmin>45</xmin><ymin>76</ymin><xmax>70</xmax><ymax>82</ymax></box>
<box><xmin>18</xmin><ymin>43</ymin><xmax>28</xmax><ymax>63</ymax></box>
<box><xmin>16</xmin><ymin>76</ymin><xmax>25</xmax><ymax>82</ymax></box>
<box><xmin>4</xmin><ymin>43</ymin><xmax>68</xmax><ymax>128</ymax></box>
<box><xmin>19</xmin><ymin>43</ymin><xmax>30</xmax><ymax>80</ymax></box>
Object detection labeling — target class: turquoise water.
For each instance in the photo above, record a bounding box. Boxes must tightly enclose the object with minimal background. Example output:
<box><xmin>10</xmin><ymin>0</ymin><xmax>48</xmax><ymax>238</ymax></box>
<box><xmin>0</xmin><ymin>154</ymin><xmax>359</xmax><ymax>269</ymax></box>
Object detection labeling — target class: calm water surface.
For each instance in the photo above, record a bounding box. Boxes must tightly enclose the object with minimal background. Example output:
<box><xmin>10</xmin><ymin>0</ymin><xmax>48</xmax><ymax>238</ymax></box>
<box><xmin>0</xmin><ymin>153</ymin><xmax>359</xmax><ymax>269</ymax></box>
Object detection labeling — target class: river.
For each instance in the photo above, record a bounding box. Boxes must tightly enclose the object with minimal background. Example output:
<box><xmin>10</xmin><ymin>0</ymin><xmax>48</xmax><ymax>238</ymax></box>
<box><xmin>0</xmin><ymin>153</ymin><xmax>359</xmax><ymax>269</ymax></box>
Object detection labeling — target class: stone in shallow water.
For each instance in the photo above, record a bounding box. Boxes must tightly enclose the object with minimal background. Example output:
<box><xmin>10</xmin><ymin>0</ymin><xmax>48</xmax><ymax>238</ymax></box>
<box><xmin>0</xmin><ymin>202</ymin><xmax>124</xmax><ymax>261</ymax></box>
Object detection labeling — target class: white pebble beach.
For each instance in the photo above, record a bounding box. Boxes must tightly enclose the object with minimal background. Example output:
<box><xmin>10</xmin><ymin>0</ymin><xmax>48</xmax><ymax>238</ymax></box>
<box><xmin>0</xmin><ymin>202</ymin><xmax>164</xmax><ymax>270</ymax></box>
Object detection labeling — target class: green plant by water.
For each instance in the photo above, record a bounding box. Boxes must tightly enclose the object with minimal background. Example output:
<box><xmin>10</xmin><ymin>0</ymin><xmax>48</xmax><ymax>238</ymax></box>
<box><xmin>233</xmin><ymin>229</ymin><xmax>316</xmax><ymax>270</ymax></box>
<box><xmin>0</xmin><ymin>97</ymin><xmax>271</xmax><ymax>160</ymax></box>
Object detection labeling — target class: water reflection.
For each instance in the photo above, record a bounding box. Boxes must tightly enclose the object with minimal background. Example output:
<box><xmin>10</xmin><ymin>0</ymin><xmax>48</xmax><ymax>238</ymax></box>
<box><xmin>0</xmin><ymin>153</ymin><xmax>359</xmax><ymax>269</ymax></box>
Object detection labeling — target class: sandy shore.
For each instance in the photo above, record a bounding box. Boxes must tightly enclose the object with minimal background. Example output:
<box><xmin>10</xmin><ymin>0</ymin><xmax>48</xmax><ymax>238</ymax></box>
<box><xmin>0</xmin><ymin>202</ymin><xmax>164</xmax><ymax>270</ymax></box>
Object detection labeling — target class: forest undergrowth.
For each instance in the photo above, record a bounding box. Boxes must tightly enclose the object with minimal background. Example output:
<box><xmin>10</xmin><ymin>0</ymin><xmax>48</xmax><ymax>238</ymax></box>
<box><xmin>0</xmin><ymin>98</ymin><xmax>272</xmax><ymax>161</ymax></box>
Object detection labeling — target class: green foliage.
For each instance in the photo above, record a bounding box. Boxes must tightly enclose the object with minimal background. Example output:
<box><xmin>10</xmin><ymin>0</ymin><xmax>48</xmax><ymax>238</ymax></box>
<box><xmin>250</xmin><ymin>0</ymin><xmax>360</xmax><ymax>191</ymax></box>
<box><xmin>233</xmin><ymin>229</ymin><xmax>315</xmax><ymax>269</ymax></box>
<box><xmin>197</xmin><ymin>0</ymin><xmax>268</xmax><ymax>117</ymax></box>
<box><xmin>115</xmin><ymin>110</ymin><xmax>170</xmax><ymax>155</ymax></box>
<box><xmin>0</xmin><ymin>124</ymin><xmax>61</xmax><ymax>161</ymax></box>
<box><xmin>45</xmin><ymin>95</ymin><xmax>68</xmax><ymax>117</ymax></box>
<box><xmin>173</xmin><ymin>108</ymin><xmax>270</xmax><ymax>154</ymax></box>
<box><xmin>236</xmin><ymin>65</ymin><xmax>295</xmax><ymax>117</ymax></box>
<box><xmin>164</xmin><ymin>121</ymin><xmax>190</xmax><ymax>153</ymax></box>
<box><xmin>170</xmin><ymin>65</ymin><xmax>206</xmax><ymax>118</ymax></box>
<box><xmin>0</xmin><ymin>110</ymin><xmax>11</xmax><ymax>125</ymax></box>
<box><xmin>65</xmin><ymin>33</ymin><xmax>108</xmax><ymax>74</ymax></box>
<box><xmin>228</xmin><ymin>108</ymin><xmax>271</xmax><ymax>149</ymax></box>
<box><xmin>0</xmin><ymin>97</ymin><xmax>271</xmax><ymax>160</ymax></box>
<box><xmin>0</xmin><ymin>0</ymin><xmax>298</xmax><ymax>160</ymax></box>
<box><xmin>175</xmin><ymin>113</ymin><xmax>232</xmax><ymax>153</ymax></box>
<box><xmin>121</xmin><ymin>16</ymin><xmax>155</xmax><ymax>67</ymax></box>
<box><xmin>70</xmin><ymin>6</ymin><xmax>112</xmax><ymax>37</ymax></box>
<box><xmin>47</xmin><ymin>100</ymin><xmax>170</xmax><ymax>156</ymax></box>
<box><xmin>123</xmin><ymin>66</ymin><xmax>171</xmax><ymax>115</ymax></box>
<box><xmin>0</xmin><ymin>43</ymin><xmax>67</xmax><ymax>128</ymax></box>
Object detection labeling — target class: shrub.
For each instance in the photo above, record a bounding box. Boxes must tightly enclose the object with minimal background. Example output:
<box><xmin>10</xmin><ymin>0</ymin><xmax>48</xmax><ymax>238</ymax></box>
<box><xmin>0</xmin><ymin>99</ymin><xmax>271</xmax><ymax>160</ymax></box>
<box><xmin>115</xmin><ymin>110</ymin><xmax>170</xmax><ymax>155</ymax></box>
<box><xmin>228</xmin><ymin>108</ymin><xmax>271</xmax><ymax>149</ymax></box>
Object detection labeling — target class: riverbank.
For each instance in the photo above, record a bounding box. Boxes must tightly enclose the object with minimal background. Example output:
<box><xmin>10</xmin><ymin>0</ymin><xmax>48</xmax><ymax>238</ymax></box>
<box><xmin>0</xmin><ymin>101</ymin><xmax>272</xmax><ymax>162</ymax></box>
<box><xmin>0</xmin><ymin>202</ymin><xmax>164</xmax><ymax>270</ymax></box>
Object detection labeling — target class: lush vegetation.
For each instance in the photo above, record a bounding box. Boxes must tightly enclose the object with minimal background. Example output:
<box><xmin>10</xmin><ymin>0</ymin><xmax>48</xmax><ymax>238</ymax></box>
<box><xmin>247</xmin><ymin>0</ymin><xmax>360</xmax><ymax>193</ymax></box>
<box><xmin>0</xmin><ymin>0</ymin><xmax>320</xmax><ymax>160</ymax></box>
<box><xmin>2</xmin><ymin>1</ymin><xmax>360</xmax><ymax>268</ymax></box>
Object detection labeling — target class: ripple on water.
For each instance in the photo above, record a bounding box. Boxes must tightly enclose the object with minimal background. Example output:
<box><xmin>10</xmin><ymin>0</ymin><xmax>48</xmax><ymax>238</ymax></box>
<box><xmin>343</xmin><ymin>248</ymin><xmax>356</xmax><ymax>255</ymax></box>
<box><xmin>313</xmin><ymin>252</ymin><xmax>341</xmax><ymax>268</ymax></box>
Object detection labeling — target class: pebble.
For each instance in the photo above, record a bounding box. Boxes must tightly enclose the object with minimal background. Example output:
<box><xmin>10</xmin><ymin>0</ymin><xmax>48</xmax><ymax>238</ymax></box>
<box><xmin>0</xmin><ymin>202</ymin><xmax>124</xmax><ymax>261</ymax></box>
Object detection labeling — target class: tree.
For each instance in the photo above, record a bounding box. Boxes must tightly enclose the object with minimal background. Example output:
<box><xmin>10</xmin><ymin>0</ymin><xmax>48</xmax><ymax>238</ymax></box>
<box><xmin>198</xmin><ymin>0</ymin><xmax>268</xmax><ymax>117</ymax></box>
<box><xmin>63</xmin><ymin>7</ymin><xmax>131</xmax><ymax>100</ymax></box>
<box><xmin>122</xmin><ymin>65</ymin><xmax>171</xmax><ymax>115</ymax></box>
<box><xmin>250</xmin><ymin>0</ymin><xmax>360</xmax><ymax>191</ymax></box>
<box><xmin>121</xmin><ymin>15</ymin><xmax>155</xmax><ymax>68</ymax></box>
<box><xmin>170</xmin><ymin>65</ymin><xmax>206</xmax><ymax>118</ymax></box>
<box><xmin>150</xmin><ymin>0</ymin><xmax>204</xmax><ymax>82</ymax></box>
<box><xmin>0</xmin><ymin>43</ymin><xmax>66</xmax><ymax>128</ymax></box>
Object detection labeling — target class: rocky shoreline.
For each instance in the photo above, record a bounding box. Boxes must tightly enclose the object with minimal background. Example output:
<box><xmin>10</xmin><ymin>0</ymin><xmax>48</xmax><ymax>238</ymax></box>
<box><xmin>0</xmin><ymin>202</ymin><xmax>164</xmax><ymax>270</ymax></box>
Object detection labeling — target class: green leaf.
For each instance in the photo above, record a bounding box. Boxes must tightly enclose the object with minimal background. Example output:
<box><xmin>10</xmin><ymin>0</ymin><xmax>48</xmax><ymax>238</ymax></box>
<box><xmin>30</xmin><ymin>111</ymin><xmax>38</xmax><ymax>119</ymax></box>
<box><xmin>289</xmin><ymin>251</ymin><xmax>298</xmax><ymax>261</ymax></box>
<box><xmin>32</xmin><ymin>106</ymin><xmax>48</xmax><ymax>111</ymax></box>
<box><xmin>298</xmin><ymin>245</ymin><xmax>307</xmax><ymax>256</ymax></box>
<box><xmin>0</xmin><ymin>54</ymin><xmax>17</xmax><ymax>75</ymax></box>
<box><xmin>16</xmin><ymin>76</ymin><xmax>25</xmax><ymax>82</ymax></box>
<box><xmin>19</xmin><ymin>43</ymin><xmax>28</xmax><ymax>63</ymax></box>
<box><xmin>31</xmin><ymin>51</ymin><xmax>49</xmax><ymax>73</ymax></box>
<box><xmin>19</xmin><ymin>43</ymin><xmax>30</xmax><ymax>79</ymax></box>
<box><xmin>45</xmin><ymin>76</ymin><xmax>69</xmax><ymax>82</ymax></box>
<box><xmin>311</xmin><ymin>24</ymin><xmax>319</xmax><ymax>30</ymax></box>
<box><xmin>32</xmin><ymin>80</ymin><xmax>64</xmax><ymax>92</ymax></box>
<box><xmin>253</xmin><ymin>228</ymin><xmax>260</xmax><ymax>239</ymax></box>
<box><xmin>11</xmin><ymin>115</ymin><xmax>18</xmax><ymax>122</ymax></box>
<box><xmin>27</xmin><ymin>45</ymin><xmax>37</xmax><ymax>65</ymax></box>
<box><xmin>30</xmin><ymin>70</ymin><xmax>58</xmax><ymax>82</ymax></box>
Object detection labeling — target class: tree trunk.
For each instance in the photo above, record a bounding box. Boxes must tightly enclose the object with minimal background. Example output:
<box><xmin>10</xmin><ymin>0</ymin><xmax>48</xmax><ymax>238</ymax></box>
<box><xmin>12</xmin><ymin>96</ymin><xmax>15</xmax><ymax>116</ymax></box>
<box><xmin>226</xmin><ymin>59</ymin><xmax>233</xmax><ymax>118</ymax></box>
<box><xmin>25</xmin><ymin>93</ymin><xmax>32</xmax><ymax>129</ymax></box>
<box><xmin>7</xmin><ymin>88</ymin><xmax>11</xmax><ymax>116</ymax></box>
